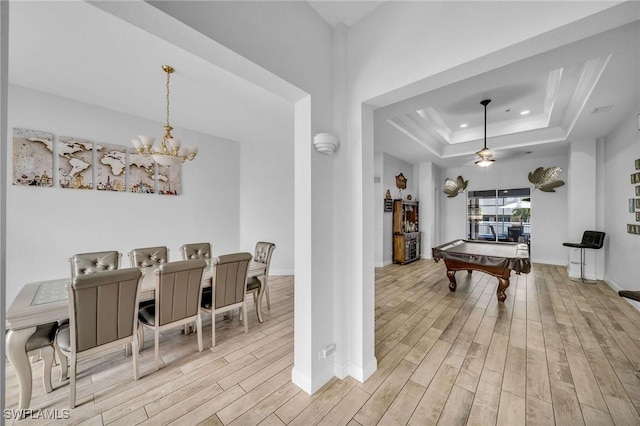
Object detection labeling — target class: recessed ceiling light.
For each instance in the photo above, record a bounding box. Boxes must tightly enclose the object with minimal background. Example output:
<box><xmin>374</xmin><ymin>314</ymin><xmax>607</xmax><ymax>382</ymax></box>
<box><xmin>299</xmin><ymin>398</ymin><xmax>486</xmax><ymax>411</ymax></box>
<box><xmin>520</xmin><ymin>110</ymin><xmax>530</xmax><ymax>115</ymax></box>
<box><xmin>460</xmin><ymin>123</ymin><xmax>468</xmax><ymax>128</ymax></box>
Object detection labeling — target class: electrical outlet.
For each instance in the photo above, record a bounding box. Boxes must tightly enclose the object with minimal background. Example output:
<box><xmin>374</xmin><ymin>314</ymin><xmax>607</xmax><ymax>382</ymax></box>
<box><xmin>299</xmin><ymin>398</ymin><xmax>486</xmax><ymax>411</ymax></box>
<box><xmin>318</xmin><ymin>343</ymin><xmax>336</xmax><ymax>360</ymax></box>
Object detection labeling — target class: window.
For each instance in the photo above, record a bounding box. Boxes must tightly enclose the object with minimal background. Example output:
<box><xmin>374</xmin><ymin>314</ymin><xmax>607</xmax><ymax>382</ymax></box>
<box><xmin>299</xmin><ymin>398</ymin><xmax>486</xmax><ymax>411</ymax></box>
<box><xmin>467</xmin><ymin>188</ymin><xmax>530</xmax><ymax>243</ymax></box>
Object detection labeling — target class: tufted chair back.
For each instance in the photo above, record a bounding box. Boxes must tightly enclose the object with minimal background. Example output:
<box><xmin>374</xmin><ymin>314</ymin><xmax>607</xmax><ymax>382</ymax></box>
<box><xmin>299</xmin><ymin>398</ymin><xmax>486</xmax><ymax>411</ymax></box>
<box><xmin>180</xmin><ymin>242</ymin><xmax>212</xmax><ymax>261</ymax></box>
<box><xmin>70</xmin><ymin>251</ymin><xmax>121</xmax><ymax>279</ymax></box>
<box><xmin>254</xmin><ymin>242</ymin><xmax>276</xmax><ymax>274</ymax></box>
<box><xmin>129</xmin><ymin>246</ymin><xmax>169</xmax><ymax>268</ymax></box>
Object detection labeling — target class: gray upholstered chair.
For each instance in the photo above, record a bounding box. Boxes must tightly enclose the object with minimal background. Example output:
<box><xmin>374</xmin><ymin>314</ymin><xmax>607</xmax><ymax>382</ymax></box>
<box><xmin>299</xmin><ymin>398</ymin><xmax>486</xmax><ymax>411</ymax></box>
<box><xmin>201</xmin><ymin>252</ymin><xmax>252</xmax><ymax>347</ymax></box>
<box><xmin>128</xmin><ymin>246</ymin><xmax>169</xmax><ymax>268</ymax></box>
<box><xmin>180</xmin><ymin>242</ymin><xmax>212</xmax><ymax>261</ymax></box>
<box><xmin>69</xmin><ymin>250</ymin><xmax>120</xmax><ymax>279</ymax></box>
<box><xmin>137</xmin><ymin>259</ymin><xmax>206</xmax><ymax>370</ymax></box>
<box><xmin>55</xmin><ymin>268</ymin><xmax>143</xmax><ymax>408</ymax></box>
<box><xmin>246</xmin><ymin>242</ymin><xmax>276</xmax><ymax>318</ymax></box>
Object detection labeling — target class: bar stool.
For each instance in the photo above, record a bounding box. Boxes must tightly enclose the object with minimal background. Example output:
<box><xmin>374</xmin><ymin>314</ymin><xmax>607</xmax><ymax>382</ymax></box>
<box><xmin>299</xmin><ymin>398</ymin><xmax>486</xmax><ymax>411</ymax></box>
<box><xmin>562</xmin><ymin>230</ymin><xmax>606</xmax><ymax>283</ymax></box>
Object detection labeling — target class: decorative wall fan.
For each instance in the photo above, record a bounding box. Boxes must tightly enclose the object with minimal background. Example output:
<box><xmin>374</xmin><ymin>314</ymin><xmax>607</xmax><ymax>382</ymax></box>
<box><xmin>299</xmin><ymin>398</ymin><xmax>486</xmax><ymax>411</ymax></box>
<box><xmin>444</xmin><ymin>176</ymin><xmax>468</xmax><ymax>198</ymax></box>
<box><xmin>528</xmin><ymin>166</ymin><xmax>565</xmax><ymax>192</ymax></box>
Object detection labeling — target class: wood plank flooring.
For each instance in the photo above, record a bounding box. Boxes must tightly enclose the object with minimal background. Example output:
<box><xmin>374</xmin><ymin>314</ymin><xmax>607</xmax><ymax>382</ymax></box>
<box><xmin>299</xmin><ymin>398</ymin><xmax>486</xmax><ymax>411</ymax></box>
<box><xmin>5</xmin><ymin>260</ymin><xmax>640</xmax><ymax>425</ymax></box>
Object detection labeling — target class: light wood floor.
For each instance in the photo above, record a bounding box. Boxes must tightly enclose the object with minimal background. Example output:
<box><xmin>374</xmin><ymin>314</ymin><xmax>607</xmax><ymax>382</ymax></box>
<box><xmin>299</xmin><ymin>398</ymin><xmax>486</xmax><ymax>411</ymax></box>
<box><xmin>6</xmin><ymin>261</ymin><xmax>640</xmax><ymax>425</ymax></box>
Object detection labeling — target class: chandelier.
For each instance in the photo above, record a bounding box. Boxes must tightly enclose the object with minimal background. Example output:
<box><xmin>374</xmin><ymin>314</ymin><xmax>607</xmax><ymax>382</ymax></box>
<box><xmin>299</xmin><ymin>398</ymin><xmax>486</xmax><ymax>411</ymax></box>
<box><xmin>131</xmin><ymin>65</ymin><xmax>198</xmax><ymax>166</ymax></box>
<box><xmin>475</xmin><ymin>99</ymin><xmax>495</xmax><ymax>167</ymax></box>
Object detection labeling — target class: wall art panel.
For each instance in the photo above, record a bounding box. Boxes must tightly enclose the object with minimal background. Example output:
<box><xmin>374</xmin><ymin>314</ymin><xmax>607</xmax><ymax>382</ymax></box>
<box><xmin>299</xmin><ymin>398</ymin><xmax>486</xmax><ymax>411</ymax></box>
<box><xmin>58</xmin><ymin>136</ymin><xmax>93</xmax><ymax>189</ymax></box>
<box><xmin>12</xmin><ymin>128</ymin><xmax>54</xmax><ymax>187</ymax></box>
<box><xmin>157</xmin><ymin>164</ymin><xmax>181</xmax><ymax>195</ymax></box>
<box><xmin>96</xmin><ymin>143</ymin><xmax>126</xmax><ymax>192</ymax></box>
<box><xmin>128</xmin><ymin>149</ymin><xmax>155</xmax><ymax>194</ymax></box>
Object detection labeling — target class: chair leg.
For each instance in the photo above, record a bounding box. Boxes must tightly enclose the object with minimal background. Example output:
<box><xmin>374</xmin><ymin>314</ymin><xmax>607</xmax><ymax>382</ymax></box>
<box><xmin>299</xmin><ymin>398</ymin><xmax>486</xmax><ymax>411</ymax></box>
<box><xmin>211</xmin><ymin>311</ymin><xmax>216</xmax><ymax>348</ymax></box>
<box><xmin>196</xmin><ymin>316</ymin><xmax>203</xmax><ymax>352</ymax></box>
<box><xmin>137</xmin><ymin>323</ymin><xmax>144</xmax><ymax>353</ymax></box>
<box><xmin>154</xmin><ymin>329</ymin><xmax>160</xmax><ymax>371</ymax></box>
<box><xmin>40</xmin><ymin>346</ymin><xmax>54</xmax><ymax>393</ymax></box>
<box><xmin>264</xmin><ymin>280</ymin><xmax>271</xmax><ymax>310</ymax></box>
<box><xmin>242</xmin><ymin>303</ymin><xmax>248</xmax><ymax>334</ymax></box>
<box><xmin>69</xmin><ymin>355</ymin><xmax>77</xmax><ymax>409</ymax></box>
<box><xmin>57</xmin><ymin>347</ymin><xmax>69</xmax><ymax>382</ymax></box>
<box><xmin>132</xmin><ymin>335</ymin><xmax>139</xmax><ymax>381</ymax></box>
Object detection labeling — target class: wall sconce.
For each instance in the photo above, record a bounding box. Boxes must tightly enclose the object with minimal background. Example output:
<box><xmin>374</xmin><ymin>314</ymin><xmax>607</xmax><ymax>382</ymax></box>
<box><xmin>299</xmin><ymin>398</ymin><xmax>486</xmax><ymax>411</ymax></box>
<box><xmin>313</xmin><ymin>133</ymin><xmax>339</xmax><ymax>155</ymax></box>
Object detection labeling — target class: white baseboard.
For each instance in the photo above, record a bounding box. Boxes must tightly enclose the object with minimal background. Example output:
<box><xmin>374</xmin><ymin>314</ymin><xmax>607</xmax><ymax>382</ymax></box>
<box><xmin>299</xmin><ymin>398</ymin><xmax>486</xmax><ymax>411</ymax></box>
<box><xmin>532</xmin><ymin>258</ymin><xmax>565</xmax><ymax>266</ymax></box>
<box><xmin>291</xmin><ymin>363</ymin><xmax>337</xmax><ymax>395</ymax></box>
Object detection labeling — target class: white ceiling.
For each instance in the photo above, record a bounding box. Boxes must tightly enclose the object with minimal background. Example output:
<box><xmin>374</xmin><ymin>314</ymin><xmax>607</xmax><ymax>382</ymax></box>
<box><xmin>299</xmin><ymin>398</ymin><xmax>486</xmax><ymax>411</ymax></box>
<box><xmin>374</xmin><ymin>16</ymin><xmax>639</xmax><ymax>168</ymax></box>
<box><xmin>8</xmin><ymin>1</ymin><xmax>292</xmax><ymax>145</ymax></box>
<box><xmin>308</xmin><ymin>1</ymin><xmax>385</xmax><ymax>26</ymax></box>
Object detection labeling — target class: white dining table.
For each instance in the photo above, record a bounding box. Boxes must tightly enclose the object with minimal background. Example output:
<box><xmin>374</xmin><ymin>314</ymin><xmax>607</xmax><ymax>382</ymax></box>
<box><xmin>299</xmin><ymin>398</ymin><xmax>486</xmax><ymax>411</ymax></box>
<box><xmin>5</xmin><ymin>261</ymin><xmax>266</xmax><ymax>415</ymax></box>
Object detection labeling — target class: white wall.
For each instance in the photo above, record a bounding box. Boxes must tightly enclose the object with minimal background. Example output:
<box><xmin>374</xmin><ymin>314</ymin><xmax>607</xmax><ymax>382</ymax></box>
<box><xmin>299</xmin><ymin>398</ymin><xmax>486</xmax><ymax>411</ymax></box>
<box><xmin>239</xmin><ymin>122</ymin><xmax>295</xmax><ymax>275</ymax></box>
<box><xmin>603</xmin><ymin>111</ymin><xmax>640</xmax><ymax>294</ymax></box>
<box><xmin>438</xmin><ymin>155</ymin><xmax>569</xmax><ymax>265</ymax></box>
<box><xmin>6</xmin><ymin>85</ymin><xmax>240</xmax><ymax>305</ymax></box>
<box><xmin>566</xmin><ymin>139</ymin><xmax>600</xmax><ymax>279</ymax></box>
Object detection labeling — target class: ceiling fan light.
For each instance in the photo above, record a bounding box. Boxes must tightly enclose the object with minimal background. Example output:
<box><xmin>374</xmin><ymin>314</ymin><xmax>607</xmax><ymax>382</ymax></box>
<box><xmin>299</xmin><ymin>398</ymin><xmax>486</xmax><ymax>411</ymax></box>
<box><xmin>476</xmin><ymin>147</ymin><xmax>494</xmax><ymax>158</ymax></box>
<box><xmin>476</xmin><ymin>99</ymin><xmax>496</xmax><ymax>168</ymax></box>
<box><xmin>475</xmin><ymin>157</ymin><xmax>495</xmax><ymax>167</ymax></box>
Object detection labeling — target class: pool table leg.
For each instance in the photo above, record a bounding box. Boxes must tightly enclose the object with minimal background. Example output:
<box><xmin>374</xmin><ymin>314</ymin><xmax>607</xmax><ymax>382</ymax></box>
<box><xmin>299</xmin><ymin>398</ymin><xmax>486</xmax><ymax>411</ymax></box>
<box><xmin>497</xmin><ymin>276</ymin><xmax>509</xmax><ymax>302</ymax></box>
<box><xmin>446</xmin><ymin>270</ymin><xmax>457</xmax><ymax>292</ymax></box>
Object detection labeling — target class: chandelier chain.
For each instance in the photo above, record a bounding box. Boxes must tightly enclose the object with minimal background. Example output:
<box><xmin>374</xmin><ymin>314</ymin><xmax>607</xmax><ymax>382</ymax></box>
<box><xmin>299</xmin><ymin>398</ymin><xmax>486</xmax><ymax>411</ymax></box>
<box><xmin>166</xmin><ymin>70</ymin><xmax>171</xmax><ymax>128</ymax></box>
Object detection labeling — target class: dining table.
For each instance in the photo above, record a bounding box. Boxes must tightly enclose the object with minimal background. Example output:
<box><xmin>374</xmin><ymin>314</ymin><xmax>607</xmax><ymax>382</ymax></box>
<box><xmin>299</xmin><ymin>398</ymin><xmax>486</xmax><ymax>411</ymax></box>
<box><xmin>5</xmin><ymin>260</ymin><xmax>267</xmax><ymax>415</ymax></box>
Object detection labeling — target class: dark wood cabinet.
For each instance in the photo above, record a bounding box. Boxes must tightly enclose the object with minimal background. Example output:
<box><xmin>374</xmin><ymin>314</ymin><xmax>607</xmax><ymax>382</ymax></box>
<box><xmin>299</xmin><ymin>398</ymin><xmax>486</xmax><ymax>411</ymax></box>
<box><xmin>393</xmin><ymin>199</ymin><xmax>421</xmax><ymax>264</ymax></box>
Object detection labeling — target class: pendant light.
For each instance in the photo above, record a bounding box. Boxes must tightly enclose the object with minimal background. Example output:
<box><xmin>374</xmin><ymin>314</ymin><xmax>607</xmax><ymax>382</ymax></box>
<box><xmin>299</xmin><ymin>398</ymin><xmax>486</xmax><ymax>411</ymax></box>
<box><xmin>131</xmin><ymin>65</ymin><xmax>198</xmax><ymax>166</ymax></box>
<box><xmin>475</xmin><ymin>99</ymin><xmax>495</xmax><ymax>167</ymax></box>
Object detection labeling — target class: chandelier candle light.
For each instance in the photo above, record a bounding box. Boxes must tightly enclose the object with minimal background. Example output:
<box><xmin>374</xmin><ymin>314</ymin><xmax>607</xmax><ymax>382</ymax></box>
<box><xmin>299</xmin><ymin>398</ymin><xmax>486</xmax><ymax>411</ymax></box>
<box><xmin>131</xmin><ymin>65</ymin><xmax>198</xmax><ymax>166</ymax></box>
<box><xmin>475</xmin><ymin>99</ymin><xmax>495</xmax><ymax>168</ymax></box>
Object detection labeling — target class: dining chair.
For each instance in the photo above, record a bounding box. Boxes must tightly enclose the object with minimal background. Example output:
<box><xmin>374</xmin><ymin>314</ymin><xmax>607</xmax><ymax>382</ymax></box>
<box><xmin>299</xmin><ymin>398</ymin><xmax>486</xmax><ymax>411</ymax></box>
<box><xmin>66</xmin><ymin>251</ymin><xmax>123</xmax><ymax>357</ymax></box>
<box><xmin>246</xmin><ymin>242</ymin><xmax>276</xmax><ymax>313</ymax></box>
<box><xmin>180</xmin><ymin>242</ymin><xmax>212</xmax><ymax>261</ymax></box>
<box><xmin>128</xmin><ymin>246</ymin><xmax>169</xmax><ymax>268</ymax></box>
<box><xmin>137</xmin><ymin>259</ymin><xmax>206</xmax><ymax>370</ymax></box>
<box><xmin>201</xmin><ymin>252</ymin><xmax>252</xmax><ymax>347</ymax></box>
<box><xmin>69</xmin><ymin>250</ymin><xmax>121</xmax><ymax>279</ymax></box>
<box><xmin>55</xmin><ymin>268</ymin><xmax>143</xmax><ymax>408</ymax></box>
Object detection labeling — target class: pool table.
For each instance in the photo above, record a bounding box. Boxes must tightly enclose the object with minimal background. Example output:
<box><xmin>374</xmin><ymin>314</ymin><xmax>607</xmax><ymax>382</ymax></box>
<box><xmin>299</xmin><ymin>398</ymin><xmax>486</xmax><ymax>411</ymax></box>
<box><xmin>432</xmin><ymin>239</ymin><xmax>531</xmax><ymax>302</ymax></box>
